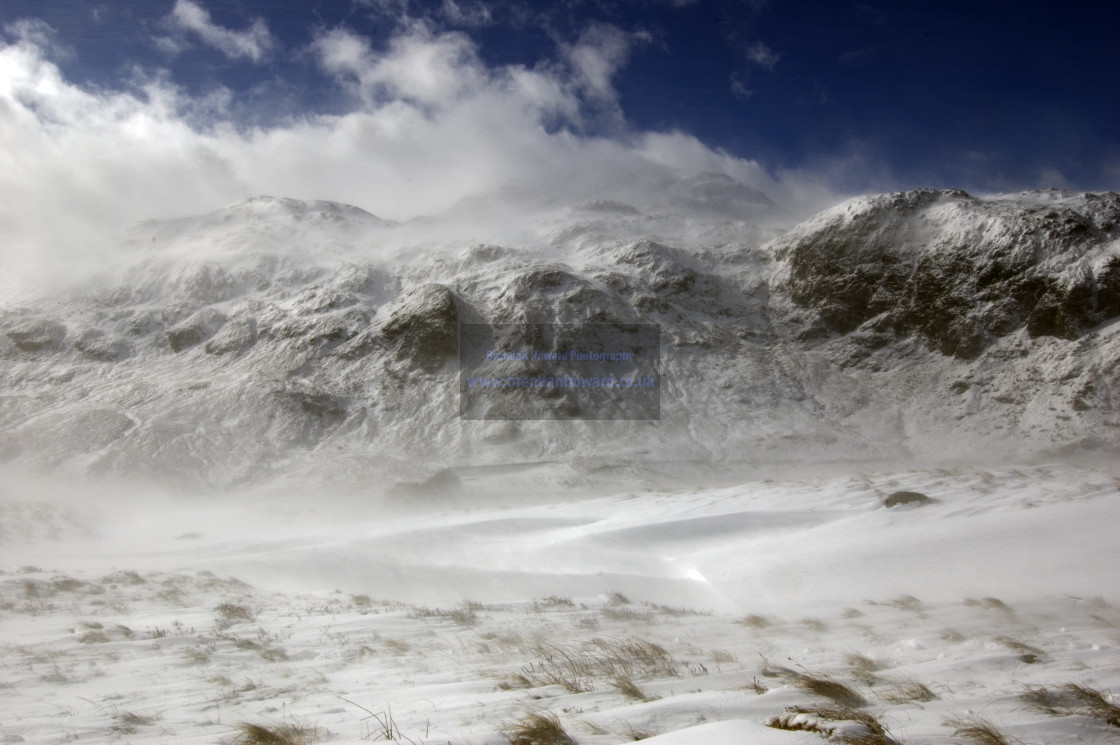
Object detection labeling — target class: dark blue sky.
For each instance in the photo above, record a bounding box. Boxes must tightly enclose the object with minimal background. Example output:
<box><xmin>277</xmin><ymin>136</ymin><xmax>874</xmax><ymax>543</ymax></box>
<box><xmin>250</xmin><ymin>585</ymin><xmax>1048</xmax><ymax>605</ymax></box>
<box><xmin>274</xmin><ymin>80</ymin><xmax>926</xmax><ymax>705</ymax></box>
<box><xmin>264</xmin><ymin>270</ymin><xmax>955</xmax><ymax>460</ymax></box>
<box><xmin>2</xmin><ymin>0</ymin><xmax>1117</xmax><ymax>196</ymax></box>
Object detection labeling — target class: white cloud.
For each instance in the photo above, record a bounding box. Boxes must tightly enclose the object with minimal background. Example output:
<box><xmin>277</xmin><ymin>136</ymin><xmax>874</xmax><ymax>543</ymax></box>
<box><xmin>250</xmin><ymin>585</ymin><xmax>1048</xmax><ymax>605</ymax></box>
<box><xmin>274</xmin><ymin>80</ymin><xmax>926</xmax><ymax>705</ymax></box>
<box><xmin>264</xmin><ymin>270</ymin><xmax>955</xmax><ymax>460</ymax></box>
<box><xmin>312</xmin><ymin>23</ymin><xmax>487</xmax><ymax>107</ymax></box>
<box><xmin>1036</xmin><ymin>167</ymin><xmax>1072</xmax><ymax>191</ymax></box>
<box><xmin>167</xmin><ymin>0</ymin><xmax>275</xmax><ymax>63</ymax></box>
<box><xmin>0</xmin><ymin>18</ymin><xmax>839</xmax><ymax>300</ymax></box>
<box><xmin>730</xmin><ymin>70</ymin><xmax>752</xmax><ymax>99</ymax></box>
<box><xmin>439</xmin><ymin>0</ymin><xmax>494</xmax><ymax>26</ymax></box>
<box><xmin>562</xmin><ymin>23</ymin><xmax>639</xmax><ymax>103</ymax></box>
<box><xmin>746</xmin><ymin>41</ymin><xmax>780</xmax><ymax>69</ymax></box>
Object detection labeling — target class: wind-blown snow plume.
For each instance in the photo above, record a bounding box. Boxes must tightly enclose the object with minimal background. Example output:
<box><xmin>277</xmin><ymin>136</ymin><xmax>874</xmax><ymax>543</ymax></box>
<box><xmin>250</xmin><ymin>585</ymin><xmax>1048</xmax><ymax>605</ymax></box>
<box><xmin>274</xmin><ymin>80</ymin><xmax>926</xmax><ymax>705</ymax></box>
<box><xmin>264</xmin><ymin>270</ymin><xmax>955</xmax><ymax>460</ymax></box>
<box><xmin>0</xmin><ymin>13</ymin><xmax>819</xmax><ymax>301</ymax></box>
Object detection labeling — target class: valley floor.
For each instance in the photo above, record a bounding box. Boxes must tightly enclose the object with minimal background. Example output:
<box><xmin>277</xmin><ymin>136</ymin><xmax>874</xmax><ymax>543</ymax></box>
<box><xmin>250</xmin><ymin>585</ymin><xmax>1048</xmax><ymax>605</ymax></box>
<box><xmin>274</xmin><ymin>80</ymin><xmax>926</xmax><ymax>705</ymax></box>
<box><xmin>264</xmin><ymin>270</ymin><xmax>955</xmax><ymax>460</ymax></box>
<box><xmin>1</xmin><ymin>463</ymin><xmax>1118</xmax><ymax>744</ymax></box>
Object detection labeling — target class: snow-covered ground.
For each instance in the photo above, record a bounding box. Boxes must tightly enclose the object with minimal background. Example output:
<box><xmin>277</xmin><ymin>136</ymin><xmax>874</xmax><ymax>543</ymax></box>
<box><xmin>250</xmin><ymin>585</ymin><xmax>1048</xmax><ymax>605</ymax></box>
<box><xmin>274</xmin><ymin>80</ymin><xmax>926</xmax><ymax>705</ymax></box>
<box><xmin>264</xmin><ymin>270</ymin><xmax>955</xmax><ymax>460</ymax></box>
<box><xmin>2</xmin><ymin>461</ymin><xmax>1118</xmax><ymax>744</ymax></box>
<box><xmin>1</xmin><ymin>181</ymin><xmax>1118</xmax><ymax>743</ymax></box>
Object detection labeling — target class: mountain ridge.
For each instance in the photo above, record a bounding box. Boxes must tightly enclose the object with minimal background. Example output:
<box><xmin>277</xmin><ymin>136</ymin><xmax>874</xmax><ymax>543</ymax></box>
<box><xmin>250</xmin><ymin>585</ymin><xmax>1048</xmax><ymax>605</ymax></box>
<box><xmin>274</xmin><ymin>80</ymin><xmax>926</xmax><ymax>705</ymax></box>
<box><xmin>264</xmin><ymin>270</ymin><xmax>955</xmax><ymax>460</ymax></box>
<box><xmin>1</xmin><ymin>183</ymin><xmax>1117</xmax><ymax>491</ymax></box>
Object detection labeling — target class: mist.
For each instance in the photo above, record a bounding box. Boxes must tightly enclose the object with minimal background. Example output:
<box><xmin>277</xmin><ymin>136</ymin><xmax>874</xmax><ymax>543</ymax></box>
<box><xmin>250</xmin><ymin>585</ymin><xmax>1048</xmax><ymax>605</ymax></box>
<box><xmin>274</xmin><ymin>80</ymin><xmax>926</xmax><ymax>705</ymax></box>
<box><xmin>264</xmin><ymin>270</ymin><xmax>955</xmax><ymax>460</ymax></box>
<box><xmin>0</xmin><ymin>15</ymin><xmax>847</xmax><ymax>302</ymax></box>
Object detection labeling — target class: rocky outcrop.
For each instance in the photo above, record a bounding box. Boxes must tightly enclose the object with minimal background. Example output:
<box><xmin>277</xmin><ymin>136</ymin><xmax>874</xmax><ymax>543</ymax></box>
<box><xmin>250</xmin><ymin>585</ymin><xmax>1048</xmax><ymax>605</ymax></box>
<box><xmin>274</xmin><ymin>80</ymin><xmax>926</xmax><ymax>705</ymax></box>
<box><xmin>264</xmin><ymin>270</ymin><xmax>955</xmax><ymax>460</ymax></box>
<box><xmin>205</xmin><ymin>317</ymin><xmax>258</xmax><ymax>355</ymax></box>
<box><xmin>777</xmin><ymin>189</ymin><xmax>1120</xmax><ymax>359</ymax></box>
<box><xmin>167</xmin><ymin>308</ymin><xmax>228</xmax><ymax>352</ymax></box>
<box><xmin>6</xmin><ymin>317</ymin><xmax>67</xmax><ymax>352</ymax></box>
<box><xmin>1</xmin><ymin>187</ymin><xmax>1118</xmax><ymax>490</ymax></box>
<box><xmin>378</xmin><ymin>284</ymin><xmax>460</xmax><ymax>373</ymax></box>
<box><xmin>74</xmin><ymin>328</ymin><xmax>132</xmax><ymax>361</ymax></box>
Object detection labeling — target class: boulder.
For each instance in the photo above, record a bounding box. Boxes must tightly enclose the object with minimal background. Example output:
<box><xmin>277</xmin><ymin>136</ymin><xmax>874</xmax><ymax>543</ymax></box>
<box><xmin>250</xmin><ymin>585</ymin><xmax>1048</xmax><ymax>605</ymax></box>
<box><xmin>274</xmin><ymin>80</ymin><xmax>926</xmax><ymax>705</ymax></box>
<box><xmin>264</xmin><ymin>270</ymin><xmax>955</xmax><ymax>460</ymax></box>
<box><xmin>884</xmin><ymin>491</ymin><xmax>935</xmax><ymax>508</ymax></box>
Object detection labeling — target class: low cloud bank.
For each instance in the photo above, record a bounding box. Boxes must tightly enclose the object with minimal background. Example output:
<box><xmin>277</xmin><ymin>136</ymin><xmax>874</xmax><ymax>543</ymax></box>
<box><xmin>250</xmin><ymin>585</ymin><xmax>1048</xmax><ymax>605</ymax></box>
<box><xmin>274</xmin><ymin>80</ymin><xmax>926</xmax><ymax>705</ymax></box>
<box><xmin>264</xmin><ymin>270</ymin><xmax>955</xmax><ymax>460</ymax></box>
<box><xmin>0</xmin><ymin>13</ymin><xmax>843</xmax><ymax>299</ymax></box>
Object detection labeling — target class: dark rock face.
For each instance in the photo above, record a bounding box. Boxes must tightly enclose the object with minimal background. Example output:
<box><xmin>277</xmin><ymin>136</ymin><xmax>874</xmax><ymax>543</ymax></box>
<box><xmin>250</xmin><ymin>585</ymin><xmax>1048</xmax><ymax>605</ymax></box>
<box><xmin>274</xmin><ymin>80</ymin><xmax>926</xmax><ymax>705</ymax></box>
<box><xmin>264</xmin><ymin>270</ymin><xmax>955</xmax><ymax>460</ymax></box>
<box><xmin>204</xmin><ymin>317</ymin><xmax>258</xmax><ymax>355</ymax></box>
<box><xmin>74</xmin><ymin>328</ymin><xmax>132</xmax><ymax>361</ymax></box>
<box><xmin>884</xmin><ymin>491</ymin><xmax>935</xmax><ymax>508</ymax></box>
<box><xmin>167</xmin><ymin>308</ymin><xmax>228</xmax><ymax>352</ymax></box>
<box><xmin>7</xmin><ymin>318</ymin><xmax>67</xmax><ymax>352</ymax></box>
<box><xmin>781</xmin><ymin>189</ymin><xmax>1120</xmax><ymax>359</ymax></box>
<box><xmin>378</xmin><ymin>284</ymin><xmax>460</xmax><ymax>372</ymax></box>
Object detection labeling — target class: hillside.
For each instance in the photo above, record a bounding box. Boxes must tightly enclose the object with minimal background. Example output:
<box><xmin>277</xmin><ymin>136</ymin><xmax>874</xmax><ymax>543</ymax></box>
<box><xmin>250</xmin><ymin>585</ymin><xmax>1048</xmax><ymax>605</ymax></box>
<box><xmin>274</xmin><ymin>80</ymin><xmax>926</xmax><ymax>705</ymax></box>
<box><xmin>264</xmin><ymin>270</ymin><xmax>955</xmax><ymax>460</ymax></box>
<box><xmin>1</xmin><ymin>182</ymin><xmax>1117</xmax><ymax>492</ymax></box>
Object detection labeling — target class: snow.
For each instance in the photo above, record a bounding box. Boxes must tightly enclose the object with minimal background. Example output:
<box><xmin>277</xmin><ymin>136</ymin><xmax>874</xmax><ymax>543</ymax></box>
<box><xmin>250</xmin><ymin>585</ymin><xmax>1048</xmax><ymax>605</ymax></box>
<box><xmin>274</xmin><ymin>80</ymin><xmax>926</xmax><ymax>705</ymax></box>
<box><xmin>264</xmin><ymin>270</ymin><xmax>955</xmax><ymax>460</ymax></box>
<box><xmin>1</xmin><ymin>463</ymin><xmax>1117</xmax><ymax>744</ymax></box>
<box><xmin>0</xmin><ymin>181</ymin><xmax>1118</xmax><ymax>743</ymax></box>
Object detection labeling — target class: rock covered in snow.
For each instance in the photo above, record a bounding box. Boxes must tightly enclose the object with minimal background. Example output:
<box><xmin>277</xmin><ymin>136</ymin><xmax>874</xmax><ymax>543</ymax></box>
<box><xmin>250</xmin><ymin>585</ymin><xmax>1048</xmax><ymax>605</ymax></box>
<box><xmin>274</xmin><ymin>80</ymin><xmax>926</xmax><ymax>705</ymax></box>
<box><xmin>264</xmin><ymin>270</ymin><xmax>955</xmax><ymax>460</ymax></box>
<box><xmin>0</xmin><ymin>183</ymin><xmax>1117</xmax><ymax>490</ymax></box>
<box><xmin>773</xmin><ymin>188</ymin><xmax>1120</xmax><ymax>359</ymax></box>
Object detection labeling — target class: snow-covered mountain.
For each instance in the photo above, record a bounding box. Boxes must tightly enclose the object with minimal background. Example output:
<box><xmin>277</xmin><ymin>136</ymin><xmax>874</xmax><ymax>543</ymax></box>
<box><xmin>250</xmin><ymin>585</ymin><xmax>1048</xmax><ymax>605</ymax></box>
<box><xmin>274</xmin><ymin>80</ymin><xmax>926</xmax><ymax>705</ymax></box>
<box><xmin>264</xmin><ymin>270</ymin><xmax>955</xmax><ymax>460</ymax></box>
<box><xmin>2</xmin><ymin>181</ymin><xmax>1119</xmax><ymax>745</ymax></box>
<box><xmin>1</xmin><ymin>180</ymin><xmax>1117</xmax><ymax>492</ymax></box>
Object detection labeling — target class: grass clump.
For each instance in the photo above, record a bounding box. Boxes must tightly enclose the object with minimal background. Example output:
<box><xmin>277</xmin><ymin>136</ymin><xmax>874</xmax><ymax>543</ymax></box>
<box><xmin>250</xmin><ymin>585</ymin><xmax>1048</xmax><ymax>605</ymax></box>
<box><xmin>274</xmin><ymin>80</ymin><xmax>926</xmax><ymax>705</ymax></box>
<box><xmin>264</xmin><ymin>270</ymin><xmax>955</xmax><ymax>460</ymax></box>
<box><xmin>1064</xmin><ymin>683</ymin><xmax>1120</xmax><ymax>726</ymax></box>
<box><xmin>214</xmin><ymin>602</ymin><xmax>257</xmax><ymax>630</ymax></box>
<box><xmin>522</xmin><ymin>637</ymin><xmax>677</xmax><ymax>694</ymax></box>
<box><xmin>111</xmin><ymin>711</ymin><xmax>157</xmax><ymax>735</ymax></box>
<box><xmin>612</xmin><ymin>675</ymin><xmax>650</xmax><ymax>701</ymax></box>
<box><xmin>846</xmin><ymin>653</ymin><xmax>886</xmax><ymax>684</ymax></box>
<box><xmin>1021</xmin><ymin>683</ymin><xmax>1120</xmax><ymax>726</ymax></box>
<box><xmin>737</xmin><ymin>613</ymin><xmax>772</xmax><ymax>629</ymax></box>
<box><xmin>886</xmin><ymin>595</ymin><xmax>923</xmax><ymax>612</ymax></box>
<box><xmin>602</xmin><ymin>606</ymin><xmax>654</xmax><ymax>623</ymax></box>
<box><xmin>941</xmin><ymin>714</ymin><xmax>1014</xmax><ymax>745</ymax></box>
<box><xmin>994</xmin><ymin>636</ymin><xmax>1044</xmax><ymax>664</ymax></box>
<box><xmin>795</xmin><ymin>672</ymin><xmax>867</xmax><ymax>708</ymax></box>
<box><xmin>540</xmin><ymin>595</ymin><xmax>574</xmax><ymax>607</ymax></box>
<box><xmin>231</xmin><ymin>722</ymin><xmax>320</xmax><ymax>745</ymax></box>
<box><xmin>767</xmin><ymin>705</ymin><xmax>898</xmax><ymax>744</ymax></box>
<box><xmin>505</xmin><ymin>711</ymin><xmax>576</xmax><ymax>745</ymax></box>
<box><xmin>876</xmin><ymin>679</ymin><xmax>937</xmax><ymax>704</ymax></box>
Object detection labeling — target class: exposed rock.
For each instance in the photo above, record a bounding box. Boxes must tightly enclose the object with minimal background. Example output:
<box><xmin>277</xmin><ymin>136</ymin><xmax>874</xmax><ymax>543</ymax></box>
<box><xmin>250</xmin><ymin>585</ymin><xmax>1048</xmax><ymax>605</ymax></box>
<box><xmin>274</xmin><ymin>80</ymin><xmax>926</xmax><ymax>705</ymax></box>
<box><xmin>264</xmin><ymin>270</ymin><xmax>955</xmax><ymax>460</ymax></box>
<box><xmin>884</xmin><ymin>491</ymin><xmax>935</xmax><ymax>508</ymax></box>
<box><xmin>204</xmin><ymin>317</ymin><xmax>258</xmax><ymax>355</ymax></box>
<box><xmin>74</xmin><ymin>328</ymin><xmax>132</xmax><ymax>361</ymax></box>
<box><xmin>167</xmin><ymin>308</ymin><xmax>228</xmax><ymax>352</ymax></box>
<box><xmin>378</xmin><ymin>284</ymin><xmax>460</xmax><ymax>372</ymax></box>
<box><xmin>777</xmin><ymin>189</ymin><xmax>1120</xmax><ymax>359</ymax></box>
<box><xmin>7</xmin><ymin>318</ymin><xmax>67</xmax><ymax>352</ymax></box>
<box><xmin>387</xmin><ymin>468</ymin><xmax>463</xmax><ymax>500</ymax></box>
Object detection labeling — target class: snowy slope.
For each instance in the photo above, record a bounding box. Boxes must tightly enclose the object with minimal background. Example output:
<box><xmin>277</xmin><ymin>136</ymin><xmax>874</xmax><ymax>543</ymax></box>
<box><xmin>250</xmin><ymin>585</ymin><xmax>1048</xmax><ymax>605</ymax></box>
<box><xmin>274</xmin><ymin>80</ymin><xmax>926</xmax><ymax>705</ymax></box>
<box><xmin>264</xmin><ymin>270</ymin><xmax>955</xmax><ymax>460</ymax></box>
<box><xmin>1</xmin><ymin>183</ymin><xmax>1118</xmax><ymax>491</ymax></box>
<box><xmin>1</xmin><ymin>463</ymin><xmax>1118</xmax><ymax>744</ymax></box>
<box><xmin>0</xmin><ymin>178</ymin><xmax>1118</xmax><ymax>744</ymax></box>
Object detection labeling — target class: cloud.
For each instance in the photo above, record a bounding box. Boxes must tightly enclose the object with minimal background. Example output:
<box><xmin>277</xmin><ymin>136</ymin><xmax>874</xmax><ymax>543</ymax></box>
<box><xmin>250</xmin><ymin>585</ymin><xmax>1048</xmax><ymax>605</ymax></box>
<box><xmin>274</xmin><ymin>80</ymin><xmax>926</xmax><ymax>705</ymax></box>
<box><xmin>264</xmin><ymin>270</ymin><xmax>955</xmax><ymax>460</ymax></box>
<box><xmin>166</xmin><ymin>0</ymin><xmax>275</xmax><ymax>62</ymax></box>
<box><xmin>1035</xmin><ymin>167</ymin><xmax>1072</xmax><ymax>191</ymax></box>
<box><xmin>439</xmin><ymin>0</ymin><xmax>494</xmax><ymax>27</ymax></box>
<box><xmin>730</xmin><ymin>70</ymin><xmax>752</xmax><ymax>99</ymax></box>
<box><xmin>311</xmin><ymin>23</ymin><xmax>488</xmax><ymax>108</ymax></box>
<box><xmin>746</xmin><ymin>41</ymin><xmax>780</xmax><ymax>69</ymax></box>
<box><xmin>562</xmin><ymin>23</ymin><xmax>639</xmax><ymax>101</ymax></box>
<box><xmin>560</xmin><ymin>22</ymin><xmax>651</xmax><ymax>131</ymax></box>
<box><xmin>0</xmin><ymin>17</ymin><xmax>839</xmax><ymax>300</ymax></box>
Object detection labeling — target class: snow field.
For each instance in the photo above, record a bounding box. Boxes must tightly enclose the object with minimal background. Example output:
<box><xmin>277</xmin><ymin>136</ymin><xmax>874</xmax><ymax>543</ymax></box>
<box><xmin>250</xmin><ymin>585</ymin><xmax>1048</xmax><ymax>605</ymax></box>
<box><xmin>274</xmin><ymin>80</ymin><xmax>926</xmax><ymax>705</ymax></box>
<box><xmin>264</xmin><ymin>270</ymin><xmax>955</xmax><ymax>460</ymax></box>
<box><xmin>0</xmin><ymin>463</ymin><xmax>1117</xmax><ymax>743</ymax></box>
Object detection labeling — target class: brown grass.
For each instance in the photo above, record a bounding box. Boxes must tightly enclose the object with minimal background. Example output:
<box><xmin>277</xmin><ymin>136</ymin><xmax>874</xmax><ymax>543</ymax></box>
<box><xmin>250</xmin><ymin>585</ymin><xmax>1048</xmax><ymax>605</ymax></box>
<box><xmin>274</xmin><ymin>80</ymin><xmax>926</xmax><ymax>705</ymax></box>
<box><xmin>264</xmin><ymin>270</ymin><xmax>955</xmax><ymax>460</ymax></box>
<box><xmin>111</xmin><ymin>711</ymin><xmax>157</xmax><ymax>735</ymax></box>
<box><xmin>522</xmin><ymin>637</ymin><xmax>677</xmax><ymax>694</ymax></box>
<box><xmin>738</xmin><ymin>613</ymin><xmax>773</xmax><ymax>629</ymax></box>
<box><xmin>767</xmin><ymin>705</ymin><xmax>898</xmax><ymax>744</ymax></box>
<box><xmin>505</xmin><ymin>712</ymin><xmax>576</xmax><ymax>745</ymax></box>
<box><xmin>612</xmin><ymin>675</ymin><xmax>649</xmax><ymax>701</ymax></box>
<box><xmin>231</xmin><ymin>722</ymin><xmax>320</xmax><ymax>745</ymax></box>
<box><xmin>846</xmin><ymin>653</ymin><xmax>886</xmax><ymax>683</ymax></box>
<box><xmin>994</xmin><ymin>636</ymin><xmax>1045</xmax><ymax>664</ymax></box>
<box><xmin>1064</xmin><ymin>683</ymin><xmax>1120</xmax><ymax>726</ymax></box>
<box><xmin>876</xmin><ymin>679</ymin><xmax>937</xmax><ymax>705</ymax></box>
<box><xmin>795</xmin><ymin>673</ymin><xmax>867</xmax><ymax>707</ymax></box>
<box><xmin>942</xmin><ymin>714</ymin><xmax>1014</xmax><ymax>745</ymax></box>
<box><xmin>1021</xmin><ymin>683</ymin><xmax>1120</xmax><ymax>726</ymax></box>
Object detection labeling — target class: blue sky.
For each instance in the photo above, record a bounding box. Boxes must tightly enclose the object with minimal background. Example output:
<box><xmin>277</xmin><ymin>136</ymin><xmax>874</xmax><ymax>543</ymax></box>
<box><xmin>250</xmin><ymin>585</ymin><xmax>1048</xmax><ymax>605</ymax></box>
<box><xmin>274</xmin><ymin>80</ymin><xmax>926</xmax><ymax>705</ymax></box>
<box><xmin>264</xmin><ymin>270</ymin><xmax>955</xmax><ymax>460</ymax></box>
<box><xmin>0</xmin><ymin>0</ymin><xmax>1117</xmax><ymax>285</ymax></box>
